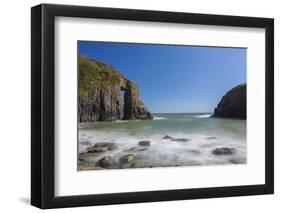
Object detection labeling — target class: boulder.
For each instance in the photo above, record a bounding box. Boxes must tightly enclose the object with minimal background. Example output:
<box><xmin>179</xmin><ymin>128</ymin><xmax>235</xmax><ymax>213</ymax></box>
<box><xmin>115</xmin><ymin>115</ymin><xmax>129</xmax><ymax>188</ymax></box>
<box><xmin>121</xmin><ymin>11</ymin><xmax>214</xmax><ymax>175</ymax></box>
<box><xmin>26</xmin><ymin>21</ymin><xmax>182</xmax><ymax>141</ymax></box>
<box><xmin>162</xmin><ymin>135</ymin><xmax>173</xmax><ymax>140</ymax></box>
<box><xmin>94</xmin><ymin>142</ymin><xmax>118</xmax><ymax>151</ymax></box>
<box><xmin>96</xmin><ymin>156</ymin><xmax>113</xmax><ymax>168</ymax></box>
<box><xmin>87</xmin><ymin>147</ymin><xmax>104</xmax><ymax>153</ymax></box>
<box><xmin>79</xmin><ymin>152</ymin><xmax>102</xmax><ymax>160</ymax></box>
<box><xmin>138</xmin><ymin>141</ymin><xmax>151</xmax><ymax>146</ymax></box>
<box><xmin>162</xmin><ymin>135</ymin><xmax>190</xmax><ymax>142</ymax></box>
<box><xmin>171</xmin><ymin>138</ymin><xmax>190</xmax><ymax>142</ymax></box>
<box><xmin>212</xmin><ymin>147</ymin><xmax>237</xmax><ymax>155</ymax></box>
<box><xmin>119</xmin><ymin>154</ymin><xmax>135</xmax><ymax>164</ymax></box>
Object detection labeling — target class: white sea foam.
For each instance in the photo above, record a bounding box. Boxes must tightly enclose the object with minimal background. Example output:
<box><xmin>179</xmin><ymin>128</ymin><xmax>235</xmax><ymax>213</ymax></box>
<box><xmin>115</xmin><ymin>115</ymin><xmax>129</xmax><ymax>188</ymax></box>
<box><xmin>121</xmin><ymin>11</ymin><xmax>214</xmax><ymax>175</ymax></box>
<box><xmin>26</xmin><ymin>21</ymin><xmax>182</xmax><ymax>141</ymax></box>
<box><xmin>78</xmin><ymin>113</ymin><xmax>246</xmax><ymax>169</ymax></box>
<box><xmin>153</xmin><ymin>116</ymin><xmax>166</xmax><ymax>120</ymax></box>
<box><xmin>115</xmin><ymin>120</ymin><xmax>129</xmax><ymax>123</ymax></box>
<box><xmin>78</xmin><ymin>129</ymin><xmax>246</xmax><ymax>168</ymax></box>
<box><xmin>194</xmin><ymin>114</ymin><xmax>212</xmax><ymax>118</ymax></box>
<box><xmin>115</xmin><ymin>119</ymin><xmax>141</xmax><ymax>123</ymax></box>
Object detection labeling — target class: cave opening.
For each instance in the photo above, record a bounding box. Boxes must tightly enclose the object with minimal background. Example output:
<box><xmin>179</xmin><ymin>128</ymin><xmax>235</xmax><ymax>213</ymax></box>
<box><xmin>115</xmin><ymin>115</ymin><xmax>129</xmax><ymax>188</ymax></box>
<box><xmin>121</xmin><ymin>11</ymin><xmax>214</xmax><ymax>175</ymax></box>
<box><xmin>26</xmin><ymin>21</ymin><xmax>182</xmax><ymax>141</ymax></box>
<box><xmin>119</xmin><ymin>90</ymin><xmax>125</xmax><ymax>97</ymax></box>
<box><xmin>118</xmin><ymin>88</ymin><xmax>127</xmax><ymax>120</ymax></box>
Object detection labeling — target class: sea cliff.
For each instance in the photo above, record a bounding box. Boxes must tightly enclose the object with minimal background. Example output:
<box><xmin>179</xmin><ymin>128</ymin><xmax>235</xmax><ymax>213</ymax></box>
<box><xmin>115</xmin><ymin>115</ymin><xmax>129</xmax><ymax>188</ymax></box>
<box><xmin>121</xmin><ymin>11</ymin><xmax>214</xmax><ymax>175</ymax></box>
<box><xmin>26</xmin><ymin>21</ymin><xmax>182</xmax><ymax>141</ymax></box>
<box><xmin>78</xmin><ymin>56</ymin><xmax>153</xmax><ymax>122</ymax></box>
<box><xmin>213</xmin><ymin>83</ymin><xmax>246</xmax><ymax>119</ymax></box>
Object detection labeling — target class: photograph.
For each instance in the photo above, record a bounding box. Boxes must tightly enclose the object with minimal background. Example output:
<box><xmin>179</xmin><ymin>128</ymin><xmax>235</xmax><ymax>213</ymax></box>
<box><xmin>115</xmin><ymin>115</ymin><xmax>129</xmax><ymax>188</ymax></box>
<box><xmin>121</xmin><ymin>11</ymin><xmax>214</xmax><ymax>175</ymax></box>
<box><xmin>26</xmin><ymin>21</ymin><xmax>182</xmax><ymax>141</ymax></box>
<box><xmin>29</xmin><ymin>3</ymin><xmax>274</xmax><ymax>209</ymax></box>
<box><xmin>77</xmin><ymin>41</ymin><xmax>247</xmax><ymax>171</ymax></box>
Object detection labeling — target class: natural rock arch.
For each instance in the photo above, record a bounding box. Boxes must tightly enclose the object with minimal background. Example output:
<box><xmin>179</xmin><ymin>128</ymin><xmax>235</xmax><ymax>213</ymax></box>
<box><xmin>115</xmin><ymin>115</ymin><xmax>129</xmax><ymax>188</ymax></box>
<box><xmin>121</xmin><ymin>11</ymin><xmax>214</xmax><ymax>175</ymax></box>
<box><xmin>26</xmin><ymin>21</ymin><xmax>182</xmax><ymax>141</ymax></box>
<box><xmin>78</xmin><ymin>56</ymin><xmax>152</xmax><ymax>122</ymax></box>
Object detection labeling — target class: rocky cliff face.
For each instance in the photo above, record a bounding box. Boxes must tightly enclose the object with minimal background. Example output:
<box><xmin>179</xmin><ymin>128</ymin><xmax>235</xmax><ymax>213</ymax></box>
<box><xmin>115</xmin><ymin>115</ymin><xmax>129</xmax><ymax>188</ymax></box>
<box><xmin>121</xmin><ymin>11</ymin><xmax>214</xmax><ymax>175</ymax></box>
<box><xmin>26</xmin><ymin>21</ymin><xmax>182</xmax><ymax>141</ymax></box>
<box><xmin>213</xmin><ymin>84</ymin><xmax>246</xmax><ymax>119</ymax></box>
<box><xmin>78</xmin><ymin>56</ymin><xmax>153</xmax><ymax>122</ymax></box>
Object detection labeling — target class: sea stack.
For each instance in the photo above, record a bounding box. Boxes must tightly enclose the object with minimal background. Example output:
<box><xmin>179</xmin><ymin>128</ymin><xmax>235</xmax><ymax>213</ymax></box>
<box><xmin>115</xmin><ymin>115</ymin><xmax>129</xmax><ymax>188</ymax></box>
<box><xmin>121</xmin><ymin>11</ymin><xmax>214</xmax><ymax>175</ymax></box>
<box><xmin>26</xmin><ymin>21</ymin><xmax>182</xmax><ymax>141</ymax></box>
<box><xmin>213</xmin><ymin>84</ymin><xmax>246</xmax><ymax>119</ymax></box>
<box><xmin>78</xmin><ymin>55</ymin><xmax>153</xmax><ymax>122</ymax></box>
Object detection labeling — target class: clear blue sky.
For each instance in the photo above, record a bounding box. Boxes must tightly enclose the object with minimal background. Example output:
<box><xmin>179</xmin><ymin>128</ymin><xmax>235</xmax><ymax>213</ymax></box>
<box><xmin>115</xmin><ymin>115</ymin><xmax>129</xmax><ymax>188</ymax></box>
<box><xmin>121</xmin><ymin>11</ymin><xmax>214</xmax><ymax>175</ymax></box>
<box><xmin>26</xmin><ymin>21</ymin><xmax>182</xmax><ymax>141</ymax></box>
<box><xmin>78</xmin><ymin>41</ymin><xmax>246</xmax><ymax>113</ymax></box>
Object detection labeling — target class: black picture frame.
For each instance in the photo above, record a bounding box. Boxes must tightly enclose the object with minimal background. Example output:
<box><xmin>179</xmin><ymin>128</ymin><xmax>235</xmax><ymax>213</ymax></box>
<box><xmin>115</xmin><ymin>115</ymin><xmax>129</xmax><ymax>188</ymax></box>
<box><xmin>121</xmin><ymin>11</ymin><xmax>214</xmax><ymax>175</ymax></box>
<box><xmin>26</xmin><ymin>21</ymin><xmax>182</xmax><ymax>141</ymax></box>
<box><xmin>31</xmin><ymin>3</ymin><xmax>274</xmax><ymax>209</ymax></box>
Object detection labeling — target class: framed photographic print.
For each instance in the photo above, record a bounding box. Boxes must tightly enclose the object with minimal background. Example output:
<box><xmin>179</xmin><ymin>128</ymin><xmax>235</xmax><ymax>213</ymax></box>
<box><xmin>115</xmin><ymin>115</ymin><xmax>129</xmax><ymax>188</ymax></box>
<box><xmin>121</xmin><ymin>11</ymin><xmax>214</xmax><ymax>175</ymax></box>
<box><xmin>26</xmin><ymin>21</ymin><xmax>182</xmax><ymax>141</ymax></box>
<box><xmin>31</xmin><ymin>3</ymin><xmax>274</xmax><ymax>209</ymax></box>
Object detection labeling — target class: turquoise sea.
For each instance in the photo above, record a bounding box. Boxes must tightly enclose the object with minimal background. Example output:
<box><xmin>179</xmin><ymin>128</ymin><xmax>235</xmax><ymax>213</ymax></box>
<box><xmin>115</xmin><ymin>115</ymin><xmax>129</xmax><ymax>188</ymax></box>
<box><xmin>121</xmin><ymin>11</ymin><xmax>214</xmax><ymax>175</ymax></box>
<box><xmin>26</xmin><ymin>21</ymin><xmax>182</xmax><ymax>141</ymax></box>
<box><xmin>78</xmin><ymin>113</ymin><xmax>246</xmax><ymax>170</ymax></box>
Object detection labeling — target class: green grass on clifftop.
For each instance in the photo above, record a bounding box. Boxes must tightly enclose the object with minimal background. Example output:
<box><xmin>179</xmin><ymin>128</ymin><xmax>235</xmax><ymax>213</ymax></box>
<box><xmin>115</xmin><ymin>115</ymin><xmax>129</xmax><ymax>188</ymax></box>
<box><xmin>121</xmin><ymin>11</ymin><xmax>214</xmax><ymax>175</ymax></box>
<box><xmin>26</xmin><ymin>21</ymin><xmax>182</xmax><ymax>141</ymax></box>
<box><xmin>78</xmin><ymin>55</ymin><xmax>125</xmax><ymax>96</ymax></box>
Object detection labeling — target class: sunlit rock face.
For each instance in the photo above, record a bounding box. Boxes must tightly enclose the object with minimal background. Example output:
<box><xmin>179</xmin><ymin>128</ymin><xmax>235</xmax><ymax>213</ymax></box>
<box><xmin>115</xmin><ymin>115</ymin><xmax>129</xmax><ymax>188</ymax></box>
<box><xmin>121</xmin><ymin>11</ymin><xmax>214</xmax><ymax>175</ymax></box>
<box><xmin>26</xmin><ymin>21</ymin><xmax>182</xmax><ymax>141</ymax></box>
<box><xmin>213</xmin><ymin>84</ymin><xmax>246</xmax><ymax>119</ymax></box>
<box><xmin>78</xmin><ymin>56</ymin><xmax>152</xmax><ymax>122</ymax></box>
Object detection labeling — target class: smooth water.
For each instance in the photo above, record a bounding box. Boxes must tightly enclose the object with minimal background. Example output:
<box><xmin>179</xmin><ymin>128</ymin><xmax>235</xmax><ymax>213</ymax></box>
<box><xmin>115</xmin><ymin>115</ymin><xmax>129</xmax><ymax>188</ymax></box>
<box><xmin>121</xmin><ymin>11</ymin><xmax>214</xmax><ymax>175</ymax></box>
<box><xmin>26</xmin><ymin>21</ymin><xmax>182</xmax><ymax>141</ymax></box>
<box><xmin>78</xmin><ymin>113</ymin><xmax>246</xmax><ymax>170</ymax></box>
